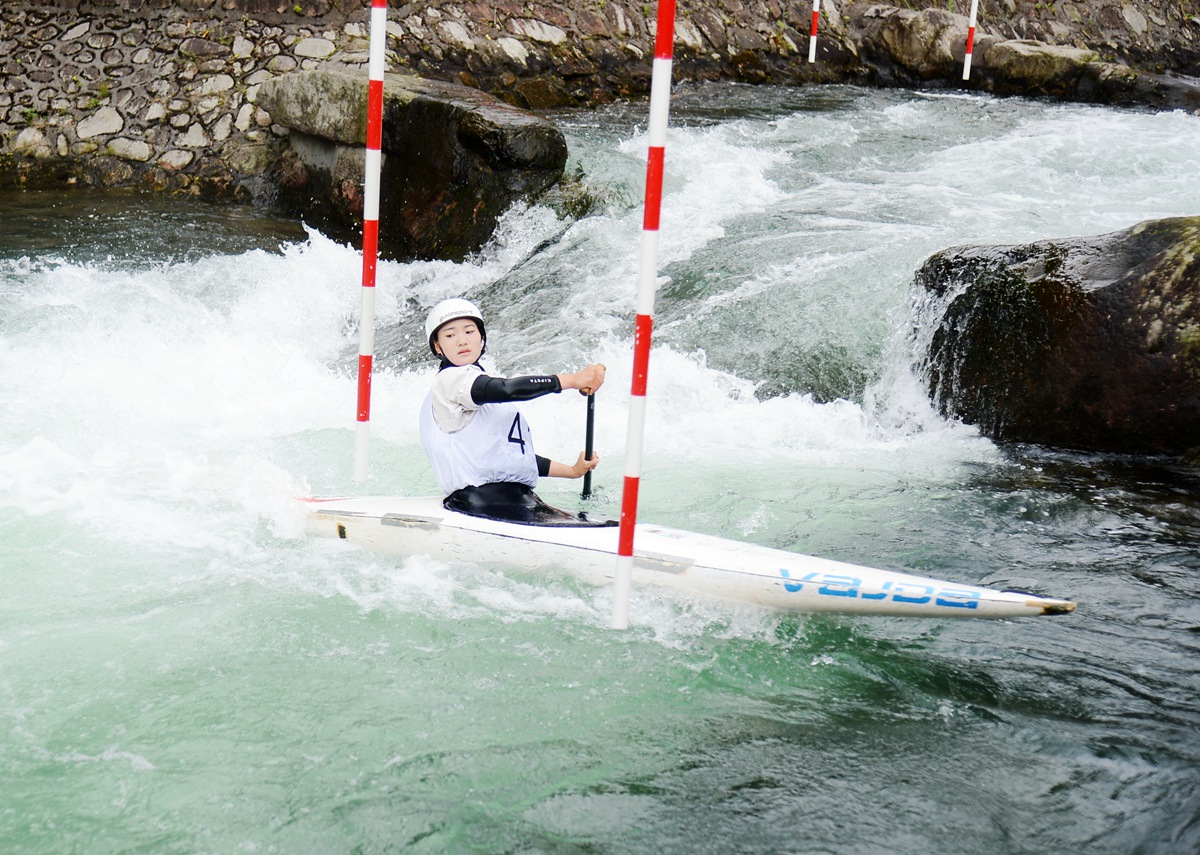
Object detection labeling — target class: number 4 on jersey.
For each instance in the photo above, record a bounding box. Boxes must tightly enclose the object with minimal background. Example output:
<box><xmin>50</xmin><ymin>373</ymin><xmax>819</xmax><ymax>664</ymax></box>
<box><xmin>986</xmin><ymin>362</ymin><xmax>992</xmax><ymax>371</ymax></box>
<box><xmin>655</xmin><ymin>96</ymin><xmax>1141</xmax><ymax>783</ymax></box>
<box><xmin>508</xmin><ymin>414</ymin><xmax>526</xmax><ymax>453</ymax></box>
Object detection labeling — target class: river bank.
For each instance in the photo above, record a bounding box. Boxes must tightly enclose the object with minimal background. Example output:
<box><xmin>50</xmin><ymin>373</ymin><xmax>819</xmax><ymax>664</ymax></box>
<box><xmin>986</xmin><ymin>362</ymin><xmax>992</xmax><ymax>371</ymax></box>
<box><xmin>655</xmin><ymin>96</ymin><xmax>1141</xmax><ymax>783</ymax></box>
<box><xmin>1</xmin><ymin>0</ymin><xmax>1197</xmax><ymax>204</ymax></box>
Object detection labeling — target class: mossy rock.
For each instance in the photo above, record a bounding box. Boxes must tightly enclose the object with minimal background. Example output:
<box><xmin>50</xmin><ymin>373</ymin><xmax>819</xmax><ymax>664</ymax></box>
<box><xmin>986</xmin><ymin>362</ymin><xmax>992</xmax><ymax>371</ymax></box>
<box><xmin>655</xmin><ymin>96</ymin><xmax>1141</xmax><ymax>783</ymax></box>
<box><xmin>915</xmin><ymin>216</ymin><xmax>1200</xmax><ymax>454</ymax></box>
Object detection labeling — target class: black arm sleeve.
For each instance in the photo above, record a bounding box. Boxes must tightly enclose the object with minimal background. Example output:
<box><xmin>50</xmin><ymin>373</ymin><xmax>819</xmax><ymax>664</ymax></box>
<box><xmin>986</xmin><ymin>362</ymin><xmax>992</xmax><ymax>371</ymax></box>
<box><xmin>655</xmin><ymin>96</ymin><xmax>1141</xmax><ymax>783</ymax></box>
<box><xmin>470</xmin><ymin>373</ymin><xmax>562</xmax><ymax>404</ymax></box>
<box><xmin>536</xmin><ymin>455</ymin><xmax>551</xmax><ymax>477</ymax></box>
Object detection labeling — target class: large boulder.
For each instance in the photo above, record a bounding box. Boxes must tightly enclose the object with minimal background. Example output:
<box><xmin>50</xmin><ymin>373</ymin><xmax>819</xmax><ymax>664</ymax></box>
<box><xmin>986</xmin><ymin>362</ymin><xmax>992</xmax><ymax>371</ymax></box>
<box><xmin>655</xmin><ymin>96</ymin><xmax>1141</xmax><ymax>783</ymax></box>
<box><xmin>257</xmin><ymin>69</ymin><xmax>568</xmax><ymax>260</ymax></box>
<box><xmin>980</xmin><ymin>40</ymin><xmax>1099</xmax><ymax>97</ymax></box>
<box><xmin>848</xmin><ymin>6</ymin><xmax>992</xmax><ymax>82</ymax></box>
<box><xmin>915</xmin><ymin>217</ymin><xmax>1200</xmax><ymax>455</ymax></box>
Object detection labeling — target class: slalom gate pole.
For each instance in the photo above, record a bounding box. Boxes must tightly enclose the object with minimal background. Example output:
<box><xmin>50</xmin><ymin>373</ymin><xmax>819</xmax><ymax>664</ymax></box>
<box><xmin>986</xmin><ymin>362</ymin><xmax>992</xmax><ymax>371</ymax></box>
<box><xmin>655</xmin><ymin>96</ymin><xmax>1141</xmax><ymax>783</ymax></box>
<box><xmin>962</xmin><ymin>0</ymin><xmax>979</xmax><ymax>80</ymax></box>
<box><xmin>612</xmin><ymin>0</ymin><xmax>676</xmax><ymax>630</ymax></box>
<box><xmin>808</xmin><ymin>0</ymin><xmax>820</xmax><ymax>64</ymax></box>
<box><xmin>353</xmin><ymin>0</ymin><xmax>388</xmax><ymax>483</ymax></box>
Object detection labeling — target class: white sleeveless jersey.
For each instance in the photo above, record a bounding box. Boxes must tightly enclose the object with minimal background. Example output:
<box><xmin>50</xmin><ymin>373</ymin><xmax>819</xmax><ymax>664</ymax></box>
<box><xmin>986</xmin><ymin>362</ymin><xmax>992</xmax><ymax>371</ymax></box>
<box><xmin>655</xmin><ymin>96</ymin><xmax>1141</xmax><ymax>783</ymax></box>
<box><xmin>419</xmin><ymin>368</ymin><xmax>539</xmax><ymax>494</ymax></box>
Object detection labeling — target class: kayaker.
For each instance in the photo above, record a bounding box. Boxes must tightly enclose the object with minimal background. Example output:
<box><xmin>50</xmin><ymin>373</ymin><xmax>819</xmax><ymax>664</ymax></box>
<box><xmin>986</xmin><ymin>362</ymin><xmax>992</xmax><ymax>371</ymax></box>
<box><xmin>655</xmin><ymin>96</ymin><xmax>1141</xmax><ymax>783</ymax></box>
<box><xmin>419</xmin><ymin>297</ymin><xmax>607</xmax><ymax>523</ymax></box>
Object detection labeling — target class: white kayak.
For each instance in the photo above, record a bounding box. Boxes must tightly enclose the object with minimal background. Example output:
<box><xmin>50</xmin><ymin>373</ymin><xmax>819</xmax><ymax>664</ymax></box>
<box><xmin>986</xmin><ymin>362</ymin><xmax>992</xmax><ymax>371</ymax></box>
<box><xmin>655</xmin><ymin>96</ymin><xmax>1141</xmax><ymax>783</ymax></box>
<box><xmin>304</xmin><ymin>495</ymin><xmax>1077</xmax><ymax>619</ymax></box>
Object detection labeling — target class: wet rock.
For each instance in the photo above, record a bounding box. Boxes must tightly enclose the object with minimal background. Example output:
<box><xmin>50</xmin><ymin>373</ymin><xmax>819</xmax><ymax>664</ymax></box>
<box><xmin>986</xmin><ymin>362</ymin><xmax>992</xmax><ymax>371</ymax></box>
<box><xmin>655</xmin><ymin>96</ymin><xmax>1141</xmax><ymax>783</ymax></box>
<box><xmin>12</xmin><ymin>127</ymin><xmax>52</xmax><ymax>158</ymax></box>
<box><xmin>107</xmin><ymin>137</ymin><xmax>152</xmax><ymax>161</ymax></box>
<box><xmin>981</xmin><ymin>39</ymin><xmax>1099</xmax><ymax>96</ymax></box>
<box><xmin>257</xmin><ymin>68</ymin><xmax>568</xmax><ymax>261</ymax></box>
<box><xmin>915</xmin><ymin>217</ymin><xmax>1200</xmax><ymax>455</ymax></box>
<box><xmin>1077</xmin><ymin>63</ymin><xmax>1200</xmax><ymax>112</ymax></box>
<box><xmin>853</xmin><ymin>7</ymin><xmax>982</xmax><ymax>81</ymax></box>
<box><xmin>76</xmin><ymin>106</ymin><xmax>125</xmax><ymax>139</ymax></box>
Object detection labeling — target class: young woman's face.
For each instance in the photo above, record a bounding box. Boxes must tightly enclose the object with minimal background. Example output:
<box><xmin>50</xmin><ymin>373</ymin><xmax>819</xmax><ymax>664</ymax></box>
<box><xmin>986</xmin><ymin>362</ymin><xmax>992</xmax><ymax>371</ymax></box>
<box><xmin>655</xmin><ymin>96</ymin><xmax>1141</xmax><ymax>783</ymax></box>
<box><xmin>434</xmin><ymin>318</ymin><xmax>483</xmax><ymax>366</ymax></box>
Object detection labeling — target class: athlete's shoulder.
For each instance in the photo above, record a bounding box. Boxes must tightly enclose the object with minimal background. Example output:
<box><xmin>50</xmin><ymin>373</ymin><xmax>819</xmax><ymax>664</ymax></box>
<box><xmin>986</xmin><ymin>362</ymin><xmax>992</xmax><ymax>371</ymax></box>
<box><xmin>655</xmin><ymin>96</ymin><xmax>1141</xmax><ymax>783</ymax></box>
<box><xmin>432</xmin><ymin>362</ymin><xmax>483</xmax><ymax>388</ymax></box>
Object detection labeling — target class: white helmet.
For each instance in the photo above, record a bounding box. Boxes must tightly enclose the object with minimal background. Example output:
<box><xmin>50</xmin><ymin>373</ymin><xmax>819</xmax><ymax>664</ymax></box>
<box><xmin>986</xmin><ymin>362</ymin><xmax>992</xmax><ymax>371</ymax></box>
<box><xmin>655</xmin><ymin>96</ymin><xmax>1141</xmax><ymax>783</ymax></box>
<box><xmin>424</xmin><ymin>298</ymin><xmax>485</xmax><ymax>355</ymax></box>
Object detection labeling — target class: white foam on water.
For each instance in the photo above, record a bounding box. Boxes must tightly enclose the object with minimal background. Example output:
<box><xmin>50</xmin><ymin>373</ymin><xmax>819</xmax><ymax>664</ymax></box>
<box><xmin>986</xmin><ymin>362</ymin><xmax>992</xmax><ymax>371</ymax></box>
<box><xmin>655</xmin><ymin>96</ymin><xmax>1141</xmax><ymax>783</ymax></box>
<box><xmin>4</xmin><ymin>90</ymin><xmax>1199</xmax><ymax>855</ymax></box>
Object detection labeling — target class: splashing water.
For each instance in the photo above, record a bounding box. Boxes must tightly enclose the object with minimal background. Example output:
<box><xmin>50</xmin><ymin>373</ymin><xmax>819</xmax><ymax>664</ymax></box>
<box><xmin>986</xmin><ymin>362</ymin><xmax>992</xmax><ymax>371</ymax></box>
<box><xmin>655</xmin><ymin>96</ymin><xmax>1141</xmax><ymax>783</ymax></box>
<box><xmin>1</xmin><ymin>85</ymin><xmax>1198</xmax><ymax>854</ymax></box>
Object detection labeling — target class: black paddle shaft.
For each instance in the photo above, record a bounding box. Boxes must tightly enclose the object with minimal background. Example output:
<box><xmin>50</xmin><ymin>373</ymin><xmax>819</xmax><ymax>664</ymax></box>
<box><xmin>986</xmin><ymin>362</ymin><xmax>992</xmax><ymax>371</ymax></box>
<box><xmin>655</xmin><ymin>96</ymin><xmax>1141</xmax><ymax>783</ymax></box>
<box><xmin>581</xmin><ymin>393</ymin><xmax>595</xmax><ymax>499</ymax></box>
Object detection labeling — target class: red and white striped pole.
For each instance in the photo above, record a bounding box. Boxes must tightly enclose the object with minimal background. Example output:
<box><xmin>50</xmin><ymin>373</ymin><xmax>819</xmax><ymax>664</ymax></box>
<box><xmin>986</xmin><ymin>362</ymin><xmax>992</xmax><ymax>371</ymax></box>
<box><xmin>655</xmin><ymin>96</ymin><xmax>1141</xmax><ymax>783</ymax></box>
<box><xmin>808</xmin><ymin>0</ymin><xmax>820</xmax><ymax>64</ymax></box>
<box><xmin>354</xmin><ymin>0</ymin><xmax>387</xmax><ymax>482</ymax></box>
<box><xmin>612</xmin><ymin>0</ymin><xmax>676</xmax><ymax>630</ymax></box>
<box><xmin>962</xmin><ymin>0</ymin><xmax>979</xmax><ymax>80</ymax></box>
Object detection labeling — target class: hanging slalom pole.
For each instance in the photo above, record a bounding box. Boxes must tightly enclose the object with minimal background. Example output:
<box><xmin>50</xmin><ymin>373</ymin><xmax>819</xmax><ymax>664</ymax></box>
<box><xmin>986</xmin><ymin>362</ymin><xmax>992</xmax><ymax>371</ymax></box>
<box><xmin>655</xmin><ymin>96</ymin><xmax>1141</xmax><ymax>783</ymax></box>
<box><xmin>962</xmin><ymin>0</ymin><xmax>980</xmax><ymax>80</ymax></box>
<box><xmin>612</xmin><ymin>0</ymin><xmax>676</xmax><ymax>630</ymax></box>
<box><xmin>808</xmin><ymin>0</ymin><xmax>820</xmax><ymax>64</ymax></box>
<box><xmin>354</xmin><ymin>0</ymin><xmax>388</xmax><ymax>482</ymax></box>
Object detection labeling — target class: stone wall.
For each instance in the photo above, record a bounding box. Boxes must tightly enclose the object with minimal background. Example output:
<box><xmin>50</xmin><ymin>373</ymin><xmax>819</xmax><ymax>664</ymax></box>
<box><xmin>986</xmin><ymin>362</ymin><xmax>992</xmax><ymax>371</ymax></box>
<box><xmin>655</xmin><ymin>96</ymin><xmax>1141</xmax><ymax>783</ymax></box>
<box><xmin>0</xmin><ymin>0</ymin><xmax>848</xmax><ymax>201</ymax></box>
<box><xmin>1</xmin><ymin>0</ymin><xmax>1196</xmax><ymax>202</ymax></box>
<box><xmin>2</xmin><ymin>1</ymin><xmax>379</xmax><ymax>199</ymax></box>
